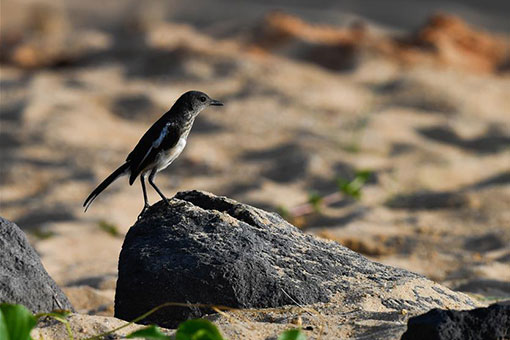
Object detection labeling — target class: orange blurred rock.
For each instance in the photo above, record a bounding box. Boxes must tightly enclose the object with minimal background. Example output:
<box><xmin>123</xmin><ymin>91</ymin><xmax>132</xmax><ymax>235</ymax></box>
<box><xmin>0</xmin><ymin>2</ymin><xmax>110</xmax><ymax>69</ymax></box>
<box><xmin>252</xmin><ymin>11</ymin><xmax>364</xmax><ymax>49</ymax></box>
<box><xmin>250</xmin><ymin>11</ymin><xmax>509</xmax><ymax>74</ymax></box>
<box><xmin>250</xmin><ymin>11</ymin><xmax>367</xmax><ymax>71</ymax></box>
<box><xmin>394</xmin><ymin>13</ymin><xmax>509</xmax><ymax>73</ymax></box>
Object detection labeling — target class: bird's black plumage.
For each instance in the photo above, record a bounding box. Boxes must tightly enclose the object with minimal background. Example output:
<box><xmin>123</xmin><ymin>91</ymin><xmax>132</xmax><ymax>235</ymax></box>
<box><xmin>126</xmin><ymin>117</ymin><xmax>181</xmax><ymax>184</ymax></box>
<box><xmin>83</xmin><ymin>90</ymin><xmax>223</xmax><ymax>216</ymax></box>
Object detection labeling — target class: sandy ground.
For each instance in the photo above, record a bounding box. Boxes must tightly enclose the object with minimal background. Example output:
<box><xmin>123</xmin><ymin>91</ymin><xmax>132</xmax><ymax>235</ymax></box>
<box><xmin>1</xmin><ymin>0</ymin><xmax>510</xmax><ymax>325</ymax></box>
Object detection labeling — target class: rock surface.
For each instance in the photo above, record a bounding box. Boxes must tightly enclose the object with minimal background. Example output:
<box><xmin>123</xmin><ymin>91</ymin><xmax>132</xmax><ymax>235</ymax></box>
<box><xmin>401</xmin><ymin>302</ymin><xmax>510</xmax><ymax>340</ymax></box>
<box><xmin>0</xmin><ymin>217</ymin><xmax>73</xmax><ymax>313</ymax></box>
<box><xmin>115</xmin><ymin>190</ymin><xmax>477</xmax><ymax>335</ymax></box>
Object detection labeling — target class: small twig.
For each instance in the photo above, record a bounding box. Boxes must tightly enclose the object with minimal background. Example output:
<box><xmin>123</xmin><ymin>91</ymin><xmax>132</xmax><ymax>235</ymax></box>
<box><xmin>211</xmin><ymin>306</ymin><xmax>256</xmax><ymax>333</ymax></box>
<box><xmin>286</xmin><ymin>170</ymin><xmax>372</xmax><ymax>220</ymax></box>
<box><xmin>35</xmin><ymin>312</ymin><xmax>74</xmax><ymax>340</ymax></box>
<box><xmin>81</xmin><ymin>302</ymin><xmax>232</xmax><ymax>340</ymax></box>
<box><xmin>280</xmin><ymin>288</ymin><xmax>327</xmax><ymax>340</ymax></box>
<box><xmin>289</xmin><ymin>192</ymin><xmax>343</xmax><ymax>217</ymax></box>
<box><xmin>281</xmin><ymin>288</ymin><xmax>305</xmax><ymax>309</ymax></box>
<box><xmin>76</xmin><ymin>300</ymin><xmax>330</xmax><ymax>340</ymax></box>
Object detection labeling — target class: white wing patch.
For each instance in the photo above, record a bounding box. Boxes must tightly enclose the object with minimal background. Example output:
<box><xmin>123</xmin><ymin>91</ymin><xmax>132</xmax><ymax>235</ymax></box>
<box><xmin>138</xmin><ymin>123</ymin><xmax>170</xmax><ymax>169</ymax></box>
<box><xmin>153</xmin><ymin>123</ymin><xmax>169</xmax><ymax>148</ymax></box>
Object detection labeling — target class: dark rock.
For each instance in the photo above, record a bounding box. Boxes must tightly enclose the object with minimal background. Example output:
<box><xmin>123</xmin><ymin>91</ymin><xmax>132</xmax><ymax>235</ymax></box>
<box><xmin>115</xmin><ymin>191</ymin><xmax>476</xmax><ymax>329</ymax></box>
<box><xmin>0</xmin><ymin>217</ymin><xmax>73</xmax><ymax>313</ymax></box>
<box><xmin>401</xmin><ymin>303</ymin><xmax>510</xmax><ymax>340</ymax></box>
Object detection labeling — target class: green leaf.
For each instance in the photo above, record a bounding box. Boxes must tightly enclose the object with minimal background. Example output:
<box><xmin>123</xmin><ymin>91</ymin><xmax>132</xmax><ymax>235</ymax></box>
<box><xmin>126</xmin><ymin>325</ymin><xmax>170</xmax><ymax>339</ymax></box>
<box><xmin>175</xmin><ymin>319</ymin><xmax>224</xmax><ymax>340</ymax></box>
<box><xmin>354</xmin><ymin>170</ymin><xmax>372</xmax><ymax>182</ymax></box>
<box><xmin>278</xmin><ymin>329</ymin><xmax>307</xmax><ymax>340</ymax></box>
<box><xmin>31</xmin><ymin>228</ymin><xmax>56</xmax><ymax>240</ymax></box>
<box><xmin>336</xmin><ymin>170</ymin><xmax>372</xmax><ymax>200</ymax></box>
<box><xmin>0</xmin><ymin>308</ymin><xmax>8</xmax><ymax>340</ymax></box>
<box><xmin>0</xmin><ymin>304</ymin><xmax>37</xmax><ymax>340</ymax></box>
<box><xmin>98</xmin><ymin>220</ymin><xmax>121</xmax><ymax>237</ymax></box>
<box><xmin>276</xmin><ymin>206</ymin><xmax>290</xmax><ymax>220</ymax></box>
<box><xmin>336</xmin><ymin>178</ymin><xmax>360</xmax><ymax>199</ymax></box>
<box><xmin>307</xmin><ymin>192</ymin><xmax>322</xmax><ymax>213</ymax></box>
<box><xmin>35</xmin><ymin>310</ymin><xmax>74</xmax><ymax>340</ymax></box>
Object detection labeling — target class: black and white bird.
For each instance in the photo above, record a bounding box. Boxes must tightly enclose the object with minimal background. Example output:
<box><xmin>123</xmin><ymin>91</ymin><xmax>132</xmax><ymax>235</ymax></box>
<box><xmin>83</xmin><ymin>90</ymin><xmax>223</xmax><ymax>216</ymax></box>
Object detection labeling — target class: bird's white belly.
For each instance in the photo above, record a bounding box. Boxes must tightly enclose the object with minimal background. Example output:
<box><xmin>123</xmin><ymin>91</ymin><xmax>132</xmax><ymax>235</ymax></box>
<box><xmin>156</xmin><ymin>137</ymin><xmax>187</xmax><ymax>171</ymax></box>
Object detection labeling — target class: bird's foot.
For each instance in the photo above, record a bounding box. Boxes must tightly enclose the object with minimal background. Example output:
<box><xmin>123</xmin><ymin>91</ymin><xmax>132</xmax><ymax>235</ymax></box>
<box><xmin>162</xmin><ymin>196</ymin><xmax>170</xmax><ymax>206</ymax></box>
<box><xmin>137</xmin><ymin>204</ymin><xmax>150</xmax><ymax>220</ymax></box>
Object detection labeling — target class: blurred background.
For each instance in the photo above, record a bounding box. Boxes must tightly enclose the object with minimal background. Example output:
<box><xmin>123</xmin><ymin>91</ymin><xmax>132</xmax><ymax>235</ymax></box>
<box><xmin>1</xmin><ymin>0</ymin><xmax>509</xmax><ymax>315</ymax></box>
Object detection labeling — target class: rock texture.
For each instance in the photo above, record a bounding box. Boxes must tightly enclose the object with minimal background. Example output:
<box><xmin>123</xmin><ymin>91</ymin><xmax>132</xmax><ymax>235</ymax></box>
<box><xmin>0</xmin><ymin>217</ymin><xmax>73</xmax><ymax>313</ymax></box>
<box><xmin>401</xmin><ymin>302</ymin><xmax>510</xmax><ymax>340</ymax></box>
<box><xmin>115</xmin><ymin>190</ymin><xmax>477</xmax><ymax>333</ymax></box>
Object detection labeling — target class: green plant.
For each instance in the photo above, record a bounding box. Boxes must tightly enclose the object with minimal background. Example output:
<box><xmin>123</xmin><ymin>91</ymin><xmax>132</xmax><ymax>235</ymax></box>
<box><xmin>31</xmin><ymin>228</ymin><xmax>56</xmax><ymax>240</ymax></box>
<box><xmin>276</xmin><ymin>205</ymin><xmax>291</xmax><ymax>220</ymax></box>
<box><xmin>125</xmin><ymin>319</ymin><xmax>226</xmax><ymax>340</ymax></box>
<box><xmin>175</xmin><ymin>319</ymin><xmax>225</xmax><ymax>340</ymax></box>
<box><xmin>0</xmin><ymin>303</ymin><xmax>37</xmax><ymax>340</ymax></box>
<box><xmin>1</xmin><ymin>304</ymin><xmax>74</xmax><ymax>340</ymax></box>
<box><xmin>98</xmin><ymin>220</ymin><xmax>121</xmax><ymax>237</ymax></box>
<box><xmin>40</xmin><ymin>310</ymin><xmax>73</xmax><ymax>340</ymax></box>
<box><xmin>278</xmin><ymin>329</ymin><xmax>307</xmax><ymax>340</ymax></box>
<box><xmin>307</xmin><ymin>192</ymin><xmax>322</xmax><ymax>213</ymax></box>
<box><xmin>336</xmin><ymin>170</ymin><xmax>372</xmax><ymax>200</ymax></box>
<box><xmin>126</xmin><ymin>325</ymin><xmax>170</xmax><ymax>339</ymax></box>
<box><xmin>277</xmin><ymin>169</ymin><xmax>373</xmax><ymax>224</ymax></box>
<box><xmin>0</xmin><ymin>302</ymin><xmax>308</xmax><ymax>340</ymax></box>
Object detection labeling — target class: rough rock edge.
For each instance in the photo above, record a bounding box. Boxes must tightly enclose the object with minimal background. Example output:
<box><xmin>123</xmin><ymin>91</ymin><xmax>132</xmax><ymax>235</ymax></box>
<box><xmin>0</xmin><ymin>216</ymin><xmax>73</xmax><ymax>313</ymax></box>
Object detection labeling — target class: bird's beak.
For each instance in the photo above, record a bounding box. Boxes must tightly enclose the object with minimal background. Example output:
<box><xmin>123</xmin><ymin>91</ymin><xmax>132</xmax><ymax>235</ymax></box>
<box><xmin>210</xmin><ymin>99</ymin><xmax>223</xmax><ymax>106</ymax></box>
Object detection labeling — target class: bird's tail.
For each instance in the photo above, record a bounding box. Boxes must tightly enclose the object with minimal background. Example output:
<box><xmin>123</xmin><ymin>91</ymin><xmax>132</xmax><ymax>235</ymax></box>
<box><xmin>83</xmin><ymin>163</ymin><xmax>130</xmax><ymax>212</ymax></box>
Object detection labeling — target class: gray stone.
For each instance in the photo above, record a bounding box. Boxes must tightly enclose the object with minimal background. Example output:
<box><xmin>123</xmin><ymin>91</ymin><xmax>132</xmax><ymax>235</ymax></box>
<box><xmin>115</xmin><ymin>190</ymin><xmax>477</xmax><ymax>333</ymax></box>
<box><xmin>401</xmin><ymin>302</ymin><xmax>510</xmax><ymax>340</ymax></box>
<box><xmin>0</xmin><ymin>217</ymin><xmax>73</xmax><ymax>313</ymax></box>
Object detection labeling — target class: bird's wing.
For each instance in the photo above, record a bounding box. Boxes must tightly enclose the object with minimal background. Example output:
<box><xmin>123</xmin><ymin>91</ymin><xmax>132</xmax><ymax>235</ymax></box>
<box><xmin>138</xmin><ymin>123</ymin><xmax>170</xmax><ymax>166</ymax></box>
<box><xmin>127</xmin><ymin>122</ymin><xmax>180</xmax><ymax>184</ymax></box>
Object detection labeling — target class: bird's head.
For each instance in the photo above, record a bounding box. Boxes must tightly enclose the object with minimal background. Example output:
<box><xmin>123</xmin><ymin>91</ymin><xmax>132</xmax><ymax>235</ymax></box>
<box><xmin>178</xmin><ymin>91</ymin><xmax>223</xmax><ymax>118</ymax></box>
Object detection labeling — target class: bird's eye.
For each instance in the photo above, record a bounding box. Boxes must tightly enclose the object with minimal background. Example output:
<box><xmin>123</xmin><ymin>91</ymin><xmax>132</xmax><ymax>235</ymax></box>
<box><xmin>200</xmin><ymin>96</ymin><xmax>206</xmax><ymax>102</ymax></box>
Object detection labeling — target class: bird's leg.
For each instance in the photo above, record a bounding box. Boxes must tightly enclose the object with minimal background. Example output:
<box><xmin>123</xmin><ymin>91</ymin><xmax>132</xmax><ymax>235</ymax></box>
<box><xmin>138</xmin><ymin>174</ymin><xmax>150</xmax><ymax>219</ymax></box>
<box><xmin>148</xmin><ymin>169</ymin><xmax>170</xmax><ymax>206</ymax></box>
<box><xmin>141</xmin><ymin>174</ymin><xmax>150</xmax><ymax>208</ymax></box>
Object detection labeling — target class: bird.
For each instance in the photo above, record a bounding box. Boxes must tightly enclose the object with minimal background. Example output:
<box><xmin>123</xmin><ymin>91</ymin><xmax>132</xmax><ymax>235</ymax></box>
<box><xmin>83</xmin><ymin>90</ymin><xmax>223</xmax><ymax>217</ymax></box>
